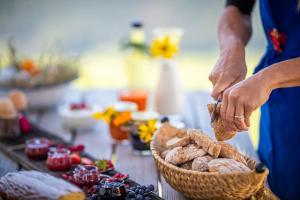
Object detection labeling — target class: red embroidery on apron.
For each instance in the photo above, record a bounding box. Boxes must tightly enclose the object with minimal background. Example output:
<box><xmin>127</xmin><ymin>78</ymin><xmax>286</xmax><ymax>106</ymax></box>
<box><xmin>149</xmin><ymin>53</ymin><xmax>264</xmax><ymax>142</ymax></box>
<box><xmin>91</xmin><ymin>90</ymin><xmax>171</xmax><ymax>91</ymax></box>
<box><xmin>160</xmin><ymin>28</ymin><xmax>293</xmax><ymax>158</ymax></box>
<box><xmin>269</xmin><ymin>28</ymin><xmax>286</xmax><ymax>53</ymax></box>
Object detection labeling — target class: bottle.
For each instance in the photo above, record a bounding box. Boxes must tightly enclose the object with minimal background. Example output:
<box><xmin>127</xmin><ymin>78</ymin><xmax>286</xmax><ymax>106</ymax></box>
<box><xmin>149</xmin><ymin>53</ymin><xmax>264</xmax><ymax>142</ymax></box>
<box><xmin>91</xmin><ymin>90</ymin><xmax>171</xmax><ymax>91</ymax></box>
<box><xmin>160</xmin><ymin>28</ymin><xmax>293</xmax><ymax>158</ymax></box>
<box><xmin>119</xmin><ymin>20</ymin><xmax>149</xmax><ymax>111</ymax></box>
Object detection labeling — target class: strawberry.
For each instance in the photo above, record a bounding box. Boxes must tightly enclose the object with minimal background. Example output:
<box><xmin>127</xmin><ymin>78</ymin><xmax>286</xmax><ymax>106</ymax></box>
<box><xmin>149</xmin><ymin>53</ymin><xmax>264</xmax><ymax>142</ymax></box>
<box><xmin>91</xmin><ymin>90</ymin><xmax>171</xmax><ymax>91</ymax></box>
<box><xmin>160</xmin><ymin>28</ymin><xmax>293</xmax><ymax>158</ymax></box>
<box><xmin>70</xmin><ymin>153</ymin><xmax>81</xmax><ymax>165</ymax></box>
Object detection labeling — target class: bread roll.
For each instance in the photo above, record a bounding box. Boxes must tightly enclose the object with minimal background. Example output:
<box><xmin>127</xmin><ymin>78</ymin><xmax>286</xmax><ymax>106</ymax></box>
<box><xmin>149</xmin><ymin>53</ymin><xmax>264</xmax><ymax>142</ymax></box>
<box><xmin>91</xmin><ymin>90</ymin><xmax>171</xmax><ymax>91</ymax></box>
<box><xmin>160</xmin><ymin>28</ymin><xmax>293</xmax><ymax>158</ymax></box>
<box><xmin>166</xmin><ymin>136</ymin><xmax>190</xmax><ymax>149</ymax></box>
<box><xmin>9</xmin><ymin>90</ymin><xmax>28</xmax><ymax>112</ymax></box>
<box><xmin>187</xmin><ymin>129</ymin><xmax>221</xmax><ymax>158</ymax></box>
<box><xmin>207</xmin><ymin>103</ymin><xmax>236</xmax><ymax>141</ymax></box>
<box><xmin>0</xmin><ymin>98</ymin><xmax>17</xmax><ymax>119</ymax></box>
<box><xmin>192</xmin><ymin>155</ymin><xmax>213</xmax><ymax>172</ymax></box>
<box><xmin>208</xmin><ymin>158</ymin><xmax>251</xmax><ymax>173</ymax></box>
<box><xmin>165</xmin><ymin>144</ymin><xmax>206</xmax><ymax>165</ymax></box>
<box><xmin>219</xmin><ymin>142</ymin><xmax>247</xmax><ymax>165</ymax></box>
<box><xmin>0</xmin><ymin>171</ymin><xmax>85</xmax><ymax>200</ymax></box>
<box><xmin>179</xmin><ymin>160</ymin><xmax>193</xmax><ymax>170</ymax></box>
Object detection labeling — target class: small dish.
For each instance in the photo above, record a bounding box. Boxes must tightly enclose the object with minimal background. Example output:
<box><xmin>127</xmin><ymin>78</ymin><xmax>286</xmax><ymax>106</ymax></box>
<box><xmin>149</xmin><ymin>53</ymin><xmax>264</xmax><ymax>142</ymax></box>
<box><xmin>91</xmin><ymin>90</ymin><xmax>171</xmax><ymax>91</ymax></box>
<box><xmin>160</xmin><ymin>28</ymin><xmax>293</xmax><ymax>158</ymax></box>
<box><xmin>59</xmin><ymin>103</ymin><xmax>100</xmax><ymax>129</ymax></box>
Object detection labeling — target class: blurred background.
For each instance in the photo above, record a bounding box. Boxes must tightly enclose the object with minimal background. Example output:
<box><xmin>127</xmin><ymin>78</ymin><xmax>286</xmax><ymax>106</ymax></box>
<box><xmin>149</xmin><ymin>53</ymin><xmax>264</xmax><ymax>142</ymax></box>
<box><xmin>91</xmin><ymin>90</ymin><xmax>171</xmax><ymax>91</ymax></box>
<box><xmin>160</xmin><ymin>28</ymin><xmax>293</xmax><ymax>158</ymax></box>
<box><xmin>0</xmin><ymin>0</ymin><xmax>266</xmax><ymax>147</ymax></box>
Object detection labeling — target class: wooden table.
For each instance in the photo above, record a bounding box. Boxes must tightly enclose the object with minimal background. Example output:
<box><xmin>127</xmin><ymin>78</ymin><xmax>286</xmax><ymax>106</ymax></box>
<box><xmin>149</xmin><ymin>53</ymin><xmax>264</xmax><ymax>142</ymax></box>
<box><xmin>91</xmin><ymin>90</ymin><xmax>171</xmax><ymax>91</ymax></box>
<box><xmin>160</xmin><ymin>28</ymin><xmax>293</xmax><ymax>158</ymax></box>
<box><xmin>0</xmin><ymin>89</ymin><xmax>259</xmax><ymax>200</ymax></box>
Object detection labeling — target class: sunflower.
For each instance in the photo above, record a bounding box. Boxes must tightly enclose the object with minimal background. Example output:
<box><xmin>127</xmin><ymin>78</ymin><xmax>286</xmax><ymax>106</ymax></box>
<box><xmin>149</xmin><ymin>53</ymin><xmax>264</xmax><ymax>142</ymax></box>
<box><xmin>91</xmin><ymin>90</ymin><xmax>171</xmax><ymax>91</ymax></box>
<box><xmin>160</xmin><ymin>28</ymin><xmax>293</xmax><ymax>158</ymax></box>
<box><xmin>150</xmin><ymin>35</ymin><xmax>179</xmax><ymax>59</ymax></box>
<box><xmin>138</xmin><ymin>119</ymin><xmax>157</xmax><ymax>143</ymax></box>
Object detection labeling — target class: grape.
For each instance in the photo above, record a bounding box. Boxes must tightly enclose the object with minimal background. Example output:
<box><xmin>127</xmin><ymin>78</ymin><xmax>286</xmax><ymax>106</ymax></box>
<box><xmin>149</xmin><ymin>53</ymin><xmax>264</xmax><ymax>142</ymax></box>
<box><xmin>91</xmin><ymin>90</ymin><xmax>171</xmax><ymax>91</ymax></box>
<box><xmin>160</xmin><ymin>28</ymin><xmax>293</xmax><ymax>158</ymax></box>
<box><xmin>136</xmin><ymin>194</ymin><xmax>144</xmax><ymax>200</ymax></box>
<box><xmin>147</xmin><ymin>184</ymin><xmax>155</xmax><ymax>191</ymax></box>
<box><xmin>141</xmin><ymin>185</ymin><xmax>147</xmax><ymax>190</ymax></box>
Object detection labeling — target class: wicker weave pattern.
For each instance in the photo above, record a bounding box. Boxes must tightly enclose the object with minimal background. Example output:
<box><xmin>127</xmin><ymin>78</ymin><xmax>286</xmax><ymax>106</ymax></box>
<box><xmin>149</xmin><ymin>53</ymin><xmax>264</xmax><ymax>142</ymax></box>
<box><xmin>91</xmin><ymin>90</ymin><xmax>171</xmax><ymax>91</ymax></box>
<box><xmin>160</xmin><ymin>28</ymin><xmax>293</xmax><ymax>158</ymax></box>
<box><xmin>151</xmin><ymin>134</ymin><xmax>269</xmax><ymax>200</ymax></box>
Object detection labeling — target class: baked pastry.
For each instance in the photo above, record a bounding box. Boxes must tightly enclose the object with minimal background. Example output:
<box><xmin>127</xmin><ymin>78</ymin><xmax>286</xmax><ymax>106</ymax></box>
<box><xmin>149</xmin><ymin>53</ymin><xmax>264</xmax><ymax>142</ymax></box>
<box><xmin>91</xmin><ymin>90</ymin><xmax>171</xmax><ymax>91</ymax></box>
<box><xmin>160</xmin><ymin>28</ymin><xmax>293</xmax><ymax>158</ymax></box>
<box><xmin>166</xmin><ymin>136</ymin><xmax>190</xmax><ymax>149</ymax></box>
<box><xmin>188</xmin><ymin>129</ymin><xmax>221</xmax><ymax>158</ymax></box>
<box><xmin>207</xmin><ymin>103</ymin><xmax>236</xmax><ymax>141</ymax></box>
<box><xmin>156</xmin><ymin>123</ymin><xmax>187</xmax><ymax>147</ymax></box>
<box><xmin>208</xmin><ymin>158</ymin><xmax>251</xmax><ymax>173</ymax></box>
<box><xmin>192</xmin><ymin>155</ymin><xmax>213</xmax><ymax>172</ymax></box>
<box><xmin>161</xmin><ymin>149</ymin><xmax>170</xmax><ymax>159</ymax></box>
<box><xmin>165</xmin><ymin>144</ymin><xmax>206</xmax><ymax>165</ymax></box>
<box><xmin>0</xmin><ymin>98</ymin><xmax>19</xmax><ymax>139</ymax></box>
<box><xmin>219</xmin><ymin>141</ymin><xmax>247</xmax><ymax>165</ymax></box>
<box><xmin>9</xmin><ymin>90</ymin><xmax>28</xmax><ymax>112</ymax></box>
<box><xmin>0</xmin><ymin>170</ymin><xmax>85</xmax><ymax>200</ymax></box>
<box><xmin>180</xmin><ymin>160</ymin><xmax>193</xmax><ymax>170</ymax></box>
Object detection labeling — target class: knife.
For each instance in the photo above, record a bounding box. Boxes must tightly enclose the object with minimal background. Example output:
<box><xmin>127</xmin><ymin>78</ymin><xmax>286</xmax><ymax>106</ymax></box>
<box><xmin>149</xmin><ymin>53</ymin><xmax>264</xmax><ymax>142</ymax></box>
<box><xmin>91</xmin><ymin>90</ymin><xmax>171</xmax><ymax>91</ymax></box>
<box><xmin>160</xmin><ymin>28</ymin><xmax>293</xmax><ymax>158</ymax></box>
<box><xmin>210</xmin><ymin>97</ymin><xmax>221</xmax><ymax>124</ymax></box>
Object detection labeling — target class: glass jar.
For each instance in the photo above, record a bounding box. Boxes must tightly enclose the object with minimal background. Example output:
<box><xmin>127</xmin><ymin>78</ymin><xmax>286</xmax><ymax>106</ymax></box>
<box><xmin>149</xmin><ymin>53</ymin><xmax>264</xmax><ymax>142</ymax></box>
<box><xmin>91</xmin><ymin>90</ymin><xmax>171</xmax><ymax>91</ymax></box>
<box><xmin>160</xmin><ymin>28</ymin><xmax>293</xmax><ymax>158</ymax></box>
<box><xmin>109</xmin><ymin>101</ymin><xmax>137</xmax><ymax>141</ymax></box>
<box><xmin>118</xmin><ymin>89</ymin><xmax>148</xmax><ymax>111</ymax></box>
<box><xmin>129</xmin><ymin>111</ymin><xmax>159</xmax><ymax>155</ymax></box>
<box><xmin>46</xmin><ymin>147</ymin><xmax>72</xmax><ymax>171</ymax></box>
<box><xmin>25</xmin><ymin>138</ymin><xmax>50</xmax><ymax>160</ymax></box>
<box><xmin>73</xmin><ymin>165</ymin><xmax>99</xmax><ymax>186</ymax></box>
<box><xmin>98</xmin><ymin>179</ymin><xmax>126</xmax><ymax>199</ymax></box>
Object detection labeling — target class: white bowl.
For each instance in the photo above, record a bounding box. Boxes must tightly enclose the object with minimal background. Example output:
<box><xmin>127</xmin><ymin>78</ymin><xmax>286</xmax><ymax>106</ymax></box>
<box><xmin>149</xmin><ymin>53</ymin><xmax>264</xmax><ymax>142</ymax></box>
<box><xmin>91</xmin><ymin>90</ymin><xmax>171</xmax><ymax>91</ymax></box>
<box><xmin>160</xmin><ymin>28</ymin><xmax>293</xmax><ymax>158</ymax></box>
<box><xmin>59</xmin><ymin>104</ymin><xmax>100</xmax><ymax>129</ymax></box>
<box><xmin>0</xmin><ymin>82</ymin><xmax>72</xmax><ymax>109</ymax></box>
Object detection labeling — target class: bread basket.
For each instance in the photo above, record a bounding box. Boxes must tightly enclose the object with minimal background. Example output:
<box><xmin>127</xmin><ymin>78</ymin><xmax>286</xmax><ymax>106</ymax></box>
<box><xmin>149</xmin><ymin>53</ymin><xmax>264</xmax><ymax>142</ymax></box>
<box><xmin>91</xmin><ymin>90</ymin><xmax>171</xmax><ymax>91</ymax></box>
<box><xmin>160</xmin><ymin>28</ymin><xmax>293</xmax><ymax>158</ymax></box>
<box><xmin>150</xmin><ymin>124</ymin><xmax>277</xmax><ymax>200</ymax></box>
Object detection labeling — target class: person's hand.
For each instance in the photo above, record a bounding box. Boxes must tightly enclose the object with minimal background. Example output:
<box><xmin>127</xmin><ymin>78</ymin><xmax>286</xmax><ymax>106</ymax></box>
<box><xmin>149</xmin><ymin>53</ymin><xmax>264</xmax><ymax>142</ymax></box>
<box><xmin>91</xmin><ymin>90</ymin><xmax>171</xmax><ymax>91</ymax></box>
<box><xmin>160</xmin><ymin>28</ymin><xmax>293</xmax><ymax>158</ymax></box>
<box><xmin>209</xmin><ymin>43</ymin><xmax>247</xmax><ymax>99</ymax></box>
<box><xmin>220</xmin><ymin>73</ymin><xmax>272</xmax><ymax>132</ymax></box>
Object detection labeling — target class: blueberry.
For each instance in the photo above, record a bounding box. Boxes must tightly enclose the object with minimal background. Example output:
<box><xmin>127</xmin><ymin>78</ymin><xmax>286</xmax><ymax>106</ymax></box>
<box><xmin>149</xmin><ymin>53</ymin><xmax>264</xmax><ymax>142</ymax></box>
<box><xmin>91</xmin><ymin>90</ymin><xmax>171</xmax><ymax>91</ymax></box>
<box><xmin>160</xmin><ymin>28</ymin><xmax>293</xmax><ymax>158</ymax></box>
<box><xmin>145</xmin><ymin>189</ymin><xmax>150</xmax><ymax>194</ymax></box>
<box><xmin>139</xmin><ymin>189</ymin><xmax>145</xmax><ymax>194</ymax></box>
<box><xmin>136</xmin><ymin>194</ymin><xmax>144</xmax><ymax>200</ymax></box>
<box><xmin>145</xmin><ymin>197</ymin><xmax>151</xmax><ymax>200</ymax></box>
<box><xmin>128</xmin><ymin>191</ymin><xmax>136</xmax><ymax>198</ymax></box>
<box><xmin>147</xmin><ymin>184</ymin><xmax>155</xmax><ymax>191</ymax></box>
<box><xmin>91</xmin><ymin>194</ymin><xmax>98</xmax><ymax>200</ymax></box>
<box><xmin>141</xmin><ymin>185</ymin><xmax>147</xmax><ymax>190</ymax></box>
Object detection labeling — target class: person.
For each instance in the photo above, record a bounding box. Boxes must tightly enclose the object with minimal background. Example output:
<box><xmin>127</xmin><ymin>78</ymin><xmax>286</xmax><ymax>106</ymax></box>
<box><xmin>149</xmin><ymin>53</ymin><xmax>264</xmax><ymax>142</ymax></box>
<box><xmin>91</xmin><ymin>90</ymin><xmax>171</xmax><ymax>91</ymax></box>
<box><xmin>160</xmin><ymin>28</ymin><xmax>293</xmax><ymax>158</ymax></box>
<box><xmin>209</xmin><ymin>0</ymin><xmax>300</xmax><ymax>199</ymax></box>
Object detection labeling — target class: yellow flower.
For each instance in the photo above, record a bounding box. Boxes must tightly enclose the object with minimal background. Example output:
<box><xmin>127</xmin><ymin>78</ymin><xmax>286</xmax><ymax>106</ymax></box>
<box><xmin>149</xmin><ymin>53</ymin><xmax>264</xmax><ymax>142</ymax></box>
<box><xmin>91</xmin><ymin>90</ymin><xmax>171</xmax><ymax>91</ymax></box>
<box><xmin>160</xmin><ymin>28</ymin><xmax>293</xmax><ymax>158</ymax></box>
<box><xmin>92</xmin><ymin>106</ymin><xmax>116</xmax><ymax>123</ymax></box>
<box><xmin>150</xmin><ymin>35</ymin><xmax>179</xmax><ymax>59</ymax></box>
<box><xmin>138</xmin><ymin>119</ymin><xmax>157</xmax><ymax>143</ymax></box>
<box><xmin>113</xmin><ymin>111</ymin><xmax>132</xmax><ymax>126</ymax></box>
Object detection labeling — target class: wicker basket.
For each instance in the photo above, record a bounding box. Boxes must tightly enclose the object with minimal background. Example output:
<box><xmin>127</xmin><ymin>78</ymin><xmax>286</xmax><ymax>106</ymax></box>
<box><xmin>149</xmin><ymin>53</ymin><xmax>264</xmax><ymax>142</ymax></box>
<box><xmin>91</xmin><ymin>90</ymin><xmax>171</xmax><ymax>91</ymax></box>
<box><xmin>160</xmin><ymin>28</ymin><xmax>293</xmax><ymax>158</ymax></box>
<box><xmin>151</xmin><ymin>130</ymin><xmax>277</xmax><ymax>200</ymax></box>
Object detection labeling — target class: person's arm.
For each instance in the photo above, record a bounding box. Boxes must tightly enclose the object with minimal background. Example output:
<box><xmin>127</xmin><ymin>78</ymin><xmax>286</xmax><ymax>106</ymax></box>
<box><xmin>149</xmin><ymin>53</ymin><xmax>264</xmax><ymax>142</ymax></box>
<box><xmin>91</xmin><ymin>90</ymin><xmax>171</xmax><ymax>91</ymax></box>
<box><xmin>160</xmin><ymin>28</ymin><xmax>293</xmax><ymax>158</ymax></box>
<box><xmin>210</xmin><ymin>1</ymin><xmax>255</xmax><ymax>100</ymax></box>
<box><xmin>210</xmin><ymin>0</ymin><xmax>255</xmax><ymax>131</ymax></box>
<box><xmin>220</xmin><ymin>57</ymin><xmax>300</xmax><ymax>133</ymax></box>
<box><xmin>262</xmin><ymin>57</ymin><xmax>300</xmax><ymax>89</ymax></box>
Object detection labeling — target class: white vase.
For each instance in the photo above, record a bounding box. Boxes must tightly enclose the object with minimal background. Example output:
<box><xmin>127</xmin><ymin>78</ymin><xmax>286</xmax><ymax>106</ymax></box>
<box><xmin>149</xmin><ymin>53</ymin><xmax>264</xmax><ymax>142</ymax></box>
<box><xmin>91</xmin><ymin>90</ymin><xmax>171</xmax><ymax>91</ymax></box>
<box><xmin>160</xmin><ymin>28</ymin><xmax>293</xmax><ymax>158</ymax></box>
<box><xmin>155</xmin><ymin>60</ymin><xmax>185</xmax><ymax>116</ymax></box>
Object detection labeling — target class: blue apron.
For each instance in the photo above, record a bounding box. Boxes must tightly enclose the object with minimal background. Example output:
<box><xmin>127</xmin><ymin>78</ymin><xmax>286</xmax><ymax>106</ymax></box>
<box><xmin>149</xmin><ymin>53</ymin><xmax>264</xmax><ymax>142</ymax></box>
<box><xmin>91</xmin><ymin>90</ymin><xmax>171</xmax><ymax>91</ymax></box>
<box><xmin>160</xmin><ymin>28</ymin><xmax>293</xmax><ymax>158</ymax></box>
<box><xmin>255</xmin><ymin>0</ymin><xmax>300</xmax><ymax>199</ymax></box>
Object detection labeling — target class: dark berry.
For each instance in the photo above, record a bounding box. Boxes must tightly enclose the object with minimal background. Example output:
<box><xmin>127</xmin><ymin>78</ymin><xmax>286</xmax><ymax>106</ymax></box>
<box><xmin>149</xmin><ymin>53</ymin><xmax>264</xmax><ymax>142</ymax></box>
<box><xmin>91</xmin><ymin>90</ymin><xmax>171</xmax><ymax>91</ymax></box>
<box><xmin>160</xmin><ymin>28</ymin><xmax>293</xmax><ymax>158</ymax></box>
<box><xmin>141</xmin><ymin>185</ymin><xmax>147</xmax><ymax>190</ymax></box>
<box><xmin>145</xmin><ymin>189</ymin><xmax>150</xmax><ymax>194</ymax></box>
<box><xmin>91</xmin><ymin>194</ymin><xmax>98</xmax><ymax>200</ymax></box>
<box><xmin>136</xmin><ymin>194</ymin><xmax>144</xmax><ymax>200</ymax></box>
<box><xmin>147</xmin><ymin>184</ymin><xmax>154</xmax><ymax>191</ymax></box>
<box><xmin>139</xmin><ymin>189</ymin><xmax>145</xmax><ymax>194</ymax></box>
<box><xmin>128</xmin><ymin>191</ymin><xmax>136</xmax><ymax>198</ymax></box>
<box><xmin>160</xmin><ymin>116</ymin><xmax>169</xmax><ymax>123</ymax></box>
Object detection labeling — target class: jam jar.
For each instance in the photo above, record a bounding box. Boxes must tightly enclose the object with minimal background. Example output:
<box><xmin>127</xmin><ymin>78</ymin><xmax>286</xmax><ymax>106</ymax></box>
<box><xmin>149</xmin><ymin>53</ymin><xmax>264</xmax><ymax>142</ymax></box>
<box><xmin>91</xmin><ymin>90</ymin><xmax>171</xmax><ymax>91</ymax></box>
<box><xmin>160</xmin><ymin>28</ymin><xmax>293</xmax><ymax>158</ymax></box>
<box><xmin>98</xmin><ymin>179</ymin><xmax>126</xmax><ymax>199</ymax></box>
<box><xmin>73</xmin><ymin>165</ymin><xmax>100</xmax><ymax>186</ymax></box>
<box><xmin>109</xmin><ymin>101</ymin><xmax>137</xmax><ymax>141</ymax></box>
<box><xmin>46</xmin><ymin>147</ymin><xmax>72</xmax><ymax>171</ymax></box>
<box><xmin>129</xmin><ymin>111</ymin><xmax>159</xmax><ymax>155</ymax></box>
<box><xmin>25</xmin><ymin>138</ymin><xmax>50</xmax><ymax>160</ymax></box>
